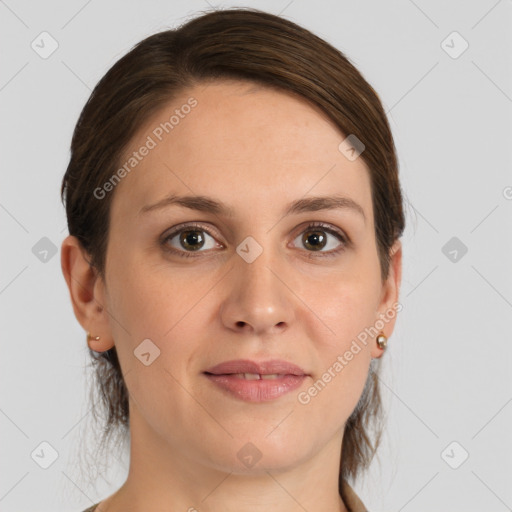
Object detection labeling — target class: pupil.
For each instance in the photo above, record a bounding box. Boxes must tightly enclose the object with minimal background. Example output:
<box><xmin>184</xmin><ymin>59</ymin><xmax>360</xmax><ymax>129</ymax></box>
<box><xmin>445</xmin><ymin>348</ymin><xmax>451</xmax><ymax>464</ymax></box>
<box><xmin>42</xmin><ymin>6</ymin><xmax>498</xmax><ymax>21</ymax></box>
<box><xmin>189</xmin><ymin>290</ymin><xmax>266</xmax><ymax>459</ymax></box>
<box><xmin>181</xmin><ymin>230</ymin><xmax>204</xmax><ymax>251</ymax></box>
<box><xmin>304</xmin><ymin>231</ymin><xmax>326</xmax><ymax>251</ymax></box>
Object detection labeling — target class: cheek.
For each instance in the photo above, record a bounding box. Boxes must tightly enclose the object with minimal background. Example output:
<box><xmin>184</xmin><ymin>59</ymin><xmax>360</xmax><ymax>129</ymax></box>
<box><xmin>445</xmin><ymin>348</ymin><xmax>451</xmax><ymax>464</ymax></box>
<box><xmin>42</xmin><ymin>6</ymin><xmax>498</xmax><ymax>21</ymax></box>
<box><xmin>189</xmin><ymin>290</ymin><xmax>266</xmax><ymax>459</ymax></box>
<box><xmin>105</xmin><ymin>245</ymin><xmax>194</xmax><ymax>335</ymax></box>
<box><xmin>300</xmin><ymin>281</ymin><xmax>377</xmax><ymax>409</ymax></box>
<box><xmin>296</xmin><ymin>240</ymin><xmax>382</xmax><ymax>344</ymax></box>
<box><xmin>104</xmin><ymin>251</ymin><xmax>215</xmax><ymax>376</ymax></box>
<box><xmin>290</xmin><ymin>342</ymin><xmax>371</xmax><ymax>454</ymax></box>
<box><xmin>305</xmin><ymin>271</ymin><xmax>381</xmax><ymax>347</ymax></box>
<box><xmin>290</xmin><ymin>277</ymin><xmax>377</xmax><ymax>423</ymax></box>
<box><xmin>103</xmin><ymin>259</ymin><xmax>204</xmax><ymax>412</ymax></box>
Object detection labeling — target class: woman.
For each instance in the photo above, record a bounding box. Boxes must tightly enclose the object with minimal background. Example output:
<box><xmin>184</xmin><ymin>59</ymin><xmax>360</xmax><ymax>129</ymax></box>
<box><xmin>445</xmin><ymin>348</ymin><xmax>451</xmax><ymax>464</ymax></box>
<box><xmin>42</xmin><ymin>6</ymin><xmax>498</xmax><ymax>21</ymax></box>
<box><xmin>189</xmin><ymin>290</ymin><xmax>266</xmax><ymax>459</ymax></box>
<box><xmin>61</xmin><ymin>7</ymin><xmax>404</xmax><ymax>512</ymax></box>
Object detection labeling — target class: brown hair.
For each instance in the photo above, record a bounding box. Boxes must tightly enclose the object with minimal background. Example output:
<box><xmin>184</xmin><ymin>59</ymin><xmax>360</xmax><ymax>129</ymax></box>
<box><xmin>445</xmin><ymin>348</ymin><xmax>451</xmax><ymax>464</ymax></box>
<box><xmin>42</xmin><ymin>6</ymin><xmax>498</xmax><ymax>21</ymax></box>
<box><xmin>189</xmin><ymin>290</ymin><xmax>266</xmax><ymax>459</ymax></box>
<box><xmin>61</xmin><ymin>6</ymin><xmax>404</xmax><ymax>496</ymax></box>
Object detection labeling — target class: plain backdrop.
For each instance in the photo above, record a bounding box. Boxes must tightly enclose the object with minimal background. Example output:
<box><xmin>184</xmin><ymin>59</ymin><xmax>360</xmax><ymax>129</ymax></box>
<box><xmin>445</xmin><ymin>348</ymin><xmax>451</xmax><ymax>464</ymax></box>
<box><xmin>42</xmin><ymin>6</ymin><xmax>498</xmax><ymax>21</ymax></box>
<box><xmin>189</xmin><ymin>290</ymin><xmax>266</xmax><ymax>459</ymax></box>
<box><xmin>1</xmin><ymin>1</ymin><xmax>511</xmax><ymax>511</ymax></box>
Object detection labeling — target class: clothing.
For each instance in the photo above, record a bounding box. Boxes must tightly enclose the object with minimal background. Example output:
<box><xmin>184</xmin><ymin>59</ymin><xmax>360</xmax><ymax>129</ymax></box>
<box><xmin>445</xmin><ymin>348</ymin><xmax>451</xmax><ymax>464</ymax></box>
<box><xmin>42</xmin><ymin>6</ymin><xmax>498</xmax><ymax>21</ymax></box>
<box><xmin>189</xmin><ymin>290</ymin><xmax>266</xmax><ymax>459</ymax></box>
<box><xmin>81</xmin><ymin>506</ymin><xmax>98</xmax><ymax>512</ymax></box>
<box><xmin>81</xmin><ymin>482</ymin><xmax>367</xmax><ymax>512</ymax></box>
<box><xmin>341</xmin><ymin>480</ymin><xmax>368</xmax><ymax>512</ymax></box>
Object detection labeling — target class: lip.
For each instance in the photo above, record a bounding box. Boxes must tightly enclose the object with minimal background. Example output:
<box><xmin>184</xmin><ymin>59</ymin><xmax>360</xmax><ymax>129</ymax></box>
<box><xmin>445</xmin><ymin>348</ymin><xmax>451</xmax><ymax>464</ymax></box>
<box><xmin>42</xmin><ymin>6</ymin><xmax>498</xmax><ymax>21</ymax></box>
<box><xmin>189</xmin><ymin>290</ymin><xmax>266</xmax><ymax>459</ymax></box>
<box><xmin>204</xmin><ymin>359</ymin><xmax>308</xmax><ymax>376</ymax></box>
<box><xmin>203</xmin><ymin>359</ymin><xmax>309</xmax><ymax>403</ymax></box>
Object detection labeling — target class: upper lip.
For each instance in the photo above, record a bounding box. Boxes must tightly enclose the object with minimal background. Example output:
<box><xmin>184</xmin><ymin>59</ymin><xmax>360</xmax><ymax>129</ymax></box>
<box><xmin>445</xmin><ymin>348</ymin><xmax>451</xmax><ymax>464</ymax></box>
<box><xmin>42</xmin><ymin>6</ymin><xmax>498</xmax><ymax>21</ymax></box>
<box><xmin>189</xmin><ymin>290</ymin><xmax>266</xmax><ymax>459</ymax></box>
<box><xmin>204</xmin><ymin>359</ymin><xmax>308</xmax><ymax>376</ymax></box>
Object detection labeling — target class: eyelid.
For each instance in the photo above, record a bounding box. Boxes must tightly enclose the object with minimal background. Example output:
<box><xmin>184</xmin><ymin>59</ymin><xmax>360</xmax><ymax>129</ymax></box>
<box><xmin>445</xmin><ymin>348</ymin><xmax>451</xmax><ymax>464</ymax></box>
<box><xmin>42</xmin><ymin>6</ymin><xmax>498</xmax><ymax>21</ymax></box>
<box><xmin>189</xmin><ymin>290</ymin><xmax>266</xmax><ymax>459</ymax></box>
<box><xmin>293</xmin><ymin>221</ymin><xmax>348</xmax><ymax>242</ymax></box>
<box><xmin>161</xmin><ymin>222</ymin><xmax>222</xmax><ymax>243</ymax></box>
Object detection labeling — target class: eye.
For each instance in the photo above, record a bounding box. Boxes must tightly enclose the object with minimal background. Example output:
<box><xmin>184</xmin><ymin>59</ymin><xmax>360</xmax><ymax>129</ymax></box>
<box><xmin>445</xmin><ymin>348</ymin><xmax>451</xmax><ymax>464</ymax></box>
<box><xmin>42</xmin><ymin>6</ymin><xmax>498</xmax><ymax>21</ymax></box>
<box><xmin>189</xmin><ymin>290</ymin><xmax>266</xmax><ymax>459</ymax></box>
<box><xmin>161</xmin><ymin>223</ymin><xmax>222</xmax><ymax>257</ymax></box>
<box><xmin>161</xmin><ymin>221</ymin><xmax>349</xmax><ymax>259</ymax></box>
<box><xmin>291</xmin><ymin>222</ymin><xmax>348</xmax><ymax>257</ymax></box>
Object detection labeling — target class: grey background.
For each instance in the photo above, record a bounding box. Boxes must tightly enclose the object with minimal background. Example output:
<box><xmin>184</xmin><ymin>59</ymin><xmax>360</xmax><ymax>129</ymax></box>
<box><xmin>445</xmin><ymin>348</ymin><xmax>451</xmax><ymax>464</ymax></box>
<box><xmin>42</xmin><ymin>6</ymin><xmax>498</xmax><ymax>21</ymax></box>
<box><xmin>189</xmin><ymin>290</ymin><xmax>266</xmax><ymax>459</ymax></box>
<box><xmin>1</xmin><ymin>0</ymin><xmax>511</xmax><ymax>511</ymax></box>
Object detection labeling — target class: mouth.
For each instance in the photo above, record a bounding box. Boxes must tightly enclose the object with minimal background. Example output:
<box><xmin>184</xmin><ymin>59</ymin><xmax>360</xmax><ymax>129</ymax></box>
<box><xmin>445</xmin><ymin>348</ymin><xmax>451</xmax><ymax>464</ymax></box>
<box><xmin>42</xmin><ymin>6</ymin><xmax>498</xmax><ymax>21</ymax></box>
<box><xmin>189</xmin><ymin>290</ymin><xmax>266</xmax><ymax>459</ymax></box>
<box><xmin>206</xmin><ymin>372</ymin><xmax>294</xmax><ymax>380</ymax></box>
<box><xmin>203</xmin><ymin>359</ymin><xmax>309</xmax><ymax>402</ymax></box>
<box><xmin>204</xmin><ymin>358</ymin><xmax>308</xmax><ymax>377</ymax></box>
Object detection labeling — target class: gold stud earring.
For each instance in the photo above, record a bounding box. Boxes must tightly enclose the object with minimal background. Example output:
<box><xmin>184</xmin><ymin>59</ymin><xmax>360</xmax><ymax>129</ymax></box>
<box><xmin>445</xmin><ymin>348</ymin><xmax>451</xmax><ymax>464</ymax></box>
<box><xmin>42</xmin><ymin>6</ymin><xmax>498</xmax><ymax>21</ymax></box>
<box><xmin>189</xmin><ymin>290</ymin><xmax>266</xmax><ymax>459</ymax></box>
<box><xmin>376</xmin><ymin>331</ymin><xmax>387</xmax><ymax>350</ymax></box>
<box><xmin>86</xmin><ymin>332</ymin><xmax>101</xmax><ymax>342</ymax></box>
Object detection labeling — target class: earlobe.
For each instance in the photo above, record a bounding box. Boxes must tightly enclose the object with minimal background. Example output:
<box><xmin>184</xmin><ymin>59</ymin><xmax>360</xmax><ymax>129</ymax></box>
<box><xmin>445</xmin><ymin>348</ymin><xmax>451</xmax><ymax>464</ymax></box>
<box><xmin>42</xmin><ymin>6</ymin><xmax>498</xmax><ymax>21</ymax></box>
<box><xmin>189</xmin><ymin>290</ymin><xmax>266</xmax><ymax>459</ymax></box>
<box><xmin>60</xmin><ymin>235</ymin><xmax>114</xmax><ymax>351</ymax></box>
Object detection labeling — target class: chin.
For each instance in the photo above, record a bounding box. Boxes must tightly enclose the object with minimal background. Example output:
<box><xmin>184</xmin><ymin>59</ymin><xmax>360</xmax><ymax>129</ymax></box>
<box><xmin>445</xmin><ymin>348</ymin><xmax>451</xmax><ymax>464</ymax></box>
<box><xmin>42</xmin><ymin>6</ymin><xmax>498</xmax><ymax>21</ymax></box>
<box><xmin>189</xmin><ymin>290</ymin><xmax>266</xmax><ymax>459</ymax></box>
<box><xmin>201</xmin><ymin>435</ymin><xmax>312</xmax><ymax>475</ymax></box>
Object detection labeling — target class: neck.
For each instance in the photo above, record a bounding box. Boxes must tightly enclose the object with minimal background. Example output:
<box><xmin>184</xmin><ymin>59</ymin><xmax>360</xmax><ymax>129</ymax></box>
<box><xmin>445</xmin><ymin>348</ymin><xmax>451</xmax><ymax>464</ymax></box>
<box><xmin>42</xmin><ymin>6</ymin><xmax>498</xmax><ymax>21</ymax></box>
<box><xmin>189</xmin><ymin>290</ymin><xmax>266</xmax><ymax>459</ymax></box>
<box><xmin>100</xmin><ymin>408</ymin><xmax>349</xmax><ymax>512</ymax></box>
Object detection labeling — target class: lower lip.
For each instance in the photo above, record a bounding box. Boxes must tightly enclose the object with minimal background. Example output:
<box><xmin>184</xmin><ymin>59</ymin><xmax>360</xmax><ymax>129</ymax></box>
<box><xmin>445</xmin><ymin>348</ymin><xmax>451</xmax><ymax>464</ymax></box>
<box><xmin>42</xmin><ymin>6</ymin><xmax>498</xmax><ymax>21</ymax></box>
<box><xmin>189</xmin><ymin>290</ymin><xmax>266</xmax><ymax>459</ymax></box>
<box><xmin>204</xmin><ymin>373</ymin><xmax>307</xmax><ymax>402</ymax></box>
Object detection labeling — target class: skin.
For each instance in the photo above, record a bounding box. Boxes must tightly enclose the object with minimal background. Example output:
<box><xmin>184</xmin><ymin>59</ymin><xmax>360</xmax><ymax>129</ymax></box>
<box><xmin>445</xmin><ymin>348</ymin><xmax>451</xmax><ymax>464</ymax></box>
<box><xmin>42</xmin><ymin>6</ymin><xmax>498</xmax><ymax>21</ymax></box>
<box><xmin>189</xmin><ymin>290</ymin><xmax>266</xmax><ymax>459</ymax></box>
<box><xmin>62</xmin><ymin>79</ymin><xmax>402</xmax><ymax>512</ymax></box>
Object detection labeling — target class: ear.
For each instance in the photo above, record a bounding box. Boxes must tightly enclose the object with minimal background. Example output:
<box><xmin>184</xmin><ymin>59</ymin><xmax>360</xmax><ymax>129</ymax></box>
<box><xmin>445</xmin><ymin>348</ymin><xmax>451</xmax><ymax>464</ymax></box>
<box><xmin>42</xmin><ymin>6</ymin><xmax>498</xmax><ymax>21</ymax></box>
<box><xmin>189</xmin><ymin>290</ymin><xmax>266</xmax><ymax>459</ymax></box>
<box><xmin>61</xmin><ymin>235</ymin><xmax>114</xmax><ymax>352</ymax></box>
<box><xmin>371</xmin><ymin>239</ymin><xmax>402</xmax><ymax>359</ymax></box>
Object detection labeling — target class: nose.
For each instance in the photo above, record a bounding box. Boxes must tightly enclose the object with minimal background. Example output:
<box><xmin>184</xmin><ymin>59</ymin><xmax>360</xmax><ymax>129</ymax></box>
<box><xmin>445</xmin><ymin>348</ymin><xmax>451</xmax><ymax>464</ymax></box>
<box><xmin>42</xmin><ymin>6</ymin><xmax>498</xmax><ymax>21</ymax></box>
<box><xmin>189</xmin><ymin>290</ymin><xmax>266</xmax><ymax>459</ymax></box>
<box><xmin>219</xmin><ymin>241</ymin><xmax>295</xmax><ymax>336</ymax></box>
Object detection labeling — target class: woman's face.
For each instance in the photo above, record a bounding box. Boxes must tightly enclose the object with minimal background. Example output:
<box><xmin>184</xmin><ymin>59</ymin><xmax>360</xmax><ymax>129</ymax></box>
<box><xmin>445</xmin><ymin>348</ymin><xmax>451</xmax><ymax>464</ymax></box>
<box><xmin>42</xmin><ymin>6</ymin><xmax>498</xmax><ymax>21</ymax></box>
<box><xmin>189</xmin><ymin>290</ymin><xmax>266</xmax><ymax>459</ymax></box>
<box><xmin>90</xmin><ymin>80</ymin><xmax>401</xmax><ymax>472</ymax></box>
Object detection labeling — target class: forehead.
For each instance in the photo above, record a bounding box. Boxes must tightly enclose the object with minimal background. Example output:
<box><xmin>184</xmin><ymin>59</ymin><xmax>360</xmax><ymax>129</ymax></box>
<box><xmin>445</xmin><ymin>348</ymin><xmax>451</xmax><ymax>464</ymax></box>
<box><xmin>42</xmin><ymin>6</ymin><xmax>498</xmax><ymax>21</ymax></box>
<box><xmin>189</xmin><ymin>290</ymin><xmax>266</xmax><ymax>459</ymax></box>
<box><xmin>109</xmin><ymin>79</ymin><xmax>372</xmax><ymax>221</ymax></box>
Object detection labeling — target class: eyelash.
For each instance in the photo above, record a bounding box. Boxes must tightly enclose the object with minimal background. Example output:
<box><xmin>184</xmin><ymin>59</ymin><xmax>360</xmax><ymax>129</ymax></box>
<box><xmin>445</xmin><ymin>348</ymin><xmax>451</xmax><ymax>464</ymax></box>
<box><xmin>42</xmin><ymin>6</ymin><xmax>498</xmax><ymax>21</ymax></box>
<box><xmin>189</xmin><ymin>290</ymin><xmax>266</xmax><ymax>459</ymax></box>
<box><xmin>160</xmin><ymin>222</ymin><xmax>349</xmax><ymax>259</ymax></box>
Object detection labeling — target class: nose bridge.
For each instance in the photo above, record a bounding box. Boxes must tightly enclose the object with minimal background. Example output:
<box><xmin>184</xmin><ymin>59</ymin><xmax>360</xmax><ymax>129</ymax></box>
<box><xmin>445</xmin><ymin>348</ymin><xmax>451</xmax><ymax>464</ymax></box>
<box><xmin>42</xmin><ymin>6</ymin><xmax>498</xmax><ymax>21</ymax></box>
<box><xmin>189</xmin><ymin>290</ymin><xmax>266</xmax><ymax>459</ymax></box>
<box><xmin>235</xmin><ymin>235</ymin><xmax>280</xmax><ymax>303</ymax></box>
<box><xmin>221</xmin><ymin>233</ymin><xmax>293</xmax><ymax>333</ymax></box>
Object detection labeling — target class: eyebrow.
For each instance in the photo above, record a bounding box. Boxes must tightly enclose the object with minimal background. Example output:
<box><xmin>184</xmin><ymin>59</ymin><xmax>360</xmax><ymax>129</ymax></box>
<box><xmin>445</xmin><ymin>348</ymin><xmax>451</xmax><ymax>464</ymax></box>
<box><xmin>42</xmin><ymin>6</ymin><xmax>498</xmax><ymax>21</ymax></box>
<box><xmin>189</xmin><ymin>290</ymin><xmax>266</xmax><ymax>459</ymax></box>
<box><xmin>139</xmin><ymin>194</ymin><xmax>366</xmax><ymax>223</ymax></box>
